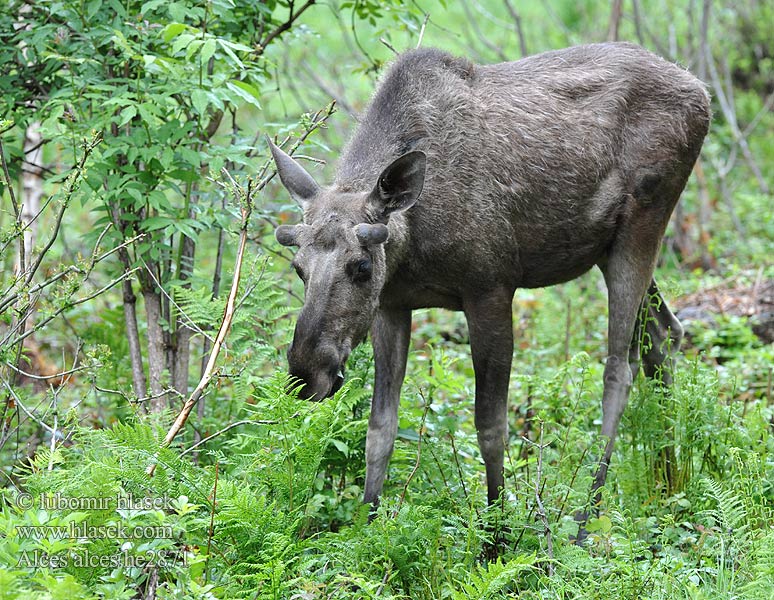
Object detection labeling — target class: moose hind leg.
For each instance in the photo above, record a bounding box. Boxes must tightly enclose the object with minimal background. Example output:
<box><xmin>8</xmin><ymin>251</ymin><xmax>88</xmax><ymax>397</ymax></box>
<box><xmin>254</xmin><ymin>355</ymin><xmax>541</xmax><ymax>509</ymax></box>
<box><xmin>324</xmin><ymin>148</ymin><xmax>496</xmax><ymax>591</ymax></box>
<box><xmin>575</xmin><ymin>229</ymin><xmax>666</xmax><ymax>542</ymax></box>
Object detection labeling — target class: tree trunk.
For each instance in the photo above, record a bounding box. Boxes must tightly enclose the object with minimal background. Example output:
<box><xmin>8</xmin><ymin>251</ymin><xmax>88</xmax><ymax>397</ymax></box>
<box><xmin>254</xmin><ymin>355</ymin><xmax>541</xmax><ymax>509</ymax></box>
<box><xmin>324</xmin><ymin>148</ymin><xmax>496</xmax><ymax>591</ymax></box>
<box><xmin>173</xmin><ymin>233</ymin><xmax>196</xmax><ymax>399</ymax></box>
<box><xmin>121</xmin><ymin>273</ymin><xmax>147</xmax><ymax>402</ymax></box>
<box><xmin>142</xmin><ymin>271</ymin><xmax>167</xmax><ymax>412</ymax></box>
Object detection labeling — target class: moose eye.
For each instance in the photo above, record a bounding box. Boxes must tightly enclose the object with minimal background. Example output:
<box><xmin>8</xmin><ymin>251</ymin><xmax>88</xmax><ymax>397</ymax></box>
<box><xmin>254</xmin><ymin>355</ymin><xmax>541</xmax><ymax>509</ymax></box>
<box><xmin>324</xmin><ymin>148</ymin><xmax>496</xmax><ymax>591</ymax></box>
<box><xmin>350</xmin><ymin>258</ymin><xmax>372</xmax><ymax>283</ymax></box>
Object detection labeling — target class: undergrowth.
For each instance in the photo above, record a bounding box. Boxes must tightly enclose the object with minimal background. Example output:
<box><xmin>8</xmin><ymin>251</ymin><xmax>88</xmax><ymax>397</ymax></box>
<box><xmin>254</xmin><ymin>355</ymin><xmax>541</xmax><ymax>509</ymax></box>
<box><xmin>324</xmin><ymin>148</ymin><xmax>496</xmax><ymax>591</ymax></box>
<box><xmin>1</xmin><ymin>263</ymin><xmax>773</xmax><ymax>599</ymax></box>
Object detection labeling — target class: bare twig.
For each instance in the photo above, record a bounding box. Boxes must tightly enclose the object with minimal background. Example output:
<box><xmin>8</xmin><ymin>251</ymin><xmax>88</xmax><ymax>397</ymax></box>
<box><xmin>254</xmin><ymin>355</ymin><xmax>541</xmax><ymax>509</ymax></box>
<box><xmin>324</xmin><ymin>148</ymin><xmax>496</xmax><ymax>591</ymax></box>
<box><xmin>197</xmin><ymin>196</ymin><xmax>227</xmax><ymax>446</ymax></box>
<box><xmin>379</xmin><ymin>37</ymin><xmax>398</xmax><ymax>55</ymax></box>
<box><xmin>448</xmin><ymin>431</ymin><xmax>480</xmax><ymax>519</ymax></box>
<box><xmin>0</xmin><ymin>128</ymin><xmax>24</xmax><ymax>277</ymax></box>
<box><xmin>258</xmin><ymin>0</ymin><xmax>317</xmax><ymax>52</ymax></box>
<box><xmin>3</xmin><ymin>267</ymin><xmax>141</xmax><ymax>348</ymax></box>
<box><xmin>460</xmin><ymin>1</ymin><xmax>507</xmax><ymax>61</ymax></box>
<box><xmin>393</xmin><ymin>389</ymin><xmax>431</xmax><ymax>517</ymax></box>
<box><xmin>48</xmin><ymin>406</ymin><xmax>58</xmax><ymax>472</ymax></box>
<box><xmin>0</xmin><ymin>228</ymin><xmax>136</xmax><ymax>315</ymax></box>
<box><xmin>299</xmin><ymin>60</ymin><xmax>356</xmax><ymax>116</ymax></box>
<box><xmin>416</xmin><ymin>12</ymin><xmax>430</xmax><ymax>49</ymax></box>
<box><xmin>375</xmin><ymin>565</ymin><xmax>391</xmax><ymax>597</ymax></box>
<box><xmin>3</xmin><ymin>360</ymin><xmax>94</xmax><ymax>382</ymax></box>
<box><xmin>1</xmin><ymin>379</ymin><xmax>56</xmax><ymax>435</ymax></box>
<box><xmin>180</xmin><ymin>416</ymin><xmax>298</xmax><ymax>457</ymax></box>
<box><xmin>147</xmin><ymin>175</ymin><xmax>253</xmax><ymax>476</ymax></box>
<box><xmin>503</xmin><ymin>0</ymin><xmax>528</xmax><ymax>56</ymax></box>
<box><xmin>631</xmin><ymin>0</ymin><xmax>669</xmax><ymax>57</ymax></box>
<box><xmin>532</xmin><ymin>422</ymin><xmax>554</xmax><ymax>574</ymax></box>
<box><xmin>23</xmin><ymin>134</ymin><xmax>101</xmax><ymax>287</ymax></box>
<box><xmin>704</xmin><ymin>43</ymin><xmax>770</xmax><ymax>194</ymax></box>
<box><xmin>140</xmin><ymin>258</ymin><xmax>215</xmax><ymax>343</ymax></box>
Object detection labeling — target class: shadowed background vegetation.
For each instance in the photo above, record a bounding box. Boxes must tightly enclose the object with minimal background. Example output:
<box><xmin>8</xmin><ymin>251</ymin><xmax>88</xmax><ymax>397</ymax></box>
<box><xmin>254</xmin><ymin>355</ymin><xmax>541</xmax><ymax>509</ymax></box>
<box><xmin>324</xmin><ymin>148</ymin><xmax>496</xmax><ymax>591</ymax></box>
<box><xmin>1</xmin><ymin>1</ymin><xmax>773</xmax><ymax>598</ymax></box>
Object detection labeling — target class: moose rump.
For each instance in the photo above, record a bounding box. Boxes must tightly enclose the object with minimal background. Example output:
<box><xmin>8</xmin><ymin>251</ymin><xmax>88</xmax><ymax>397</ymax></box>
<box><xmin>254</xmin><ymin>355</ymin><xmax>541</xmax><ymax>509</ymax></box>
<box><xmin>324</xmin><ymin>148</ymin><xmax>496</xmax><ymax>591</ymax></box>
<box><xmin>270</xmin><ymin>42</ymin><xmax>711</xmax><ymax>542</ymax></box>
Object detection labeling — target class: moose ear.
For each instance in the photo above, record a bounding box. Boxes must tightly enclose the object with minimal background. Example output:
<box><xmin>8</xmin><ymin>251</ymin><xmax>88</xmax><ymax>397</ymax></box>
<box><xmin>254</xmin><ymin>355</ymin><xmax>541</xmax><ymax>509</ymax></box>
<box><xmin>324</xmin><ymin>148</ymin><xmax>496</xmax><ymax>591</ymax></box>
<box><xmin>368</xmin><ymin>151</ymin><xmax>426</xmax><ymax>219</ymax></box>
<box><xmin>267</xmin><ymin>137</ymin><xmax>321</xmax><ymax>206</ymax></box>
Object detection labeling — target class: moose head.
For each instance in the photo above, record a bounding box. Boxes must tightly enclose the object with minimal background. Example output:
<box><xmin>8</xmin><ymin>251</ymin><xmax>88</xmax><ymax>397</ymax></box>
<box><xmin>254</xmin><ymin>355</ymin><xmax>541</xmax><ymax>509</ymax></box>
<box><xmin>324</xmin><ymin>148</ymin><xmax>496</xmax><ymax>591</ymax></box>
<box><xmin>269</xmin><ymin>140</ymin><xmax>426</xmax><ymax>400</ymax></box>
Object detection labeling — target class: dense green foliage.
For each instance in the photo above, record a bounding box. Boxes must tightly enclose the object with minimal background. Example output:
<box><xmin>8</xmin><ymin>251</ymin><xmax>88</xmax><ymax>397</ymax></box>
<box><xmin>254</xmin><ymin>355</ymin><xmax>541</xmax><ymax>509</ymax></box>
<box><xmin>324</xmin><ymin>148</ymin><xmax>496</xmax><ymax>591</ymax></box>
<box><xmin>1</xmin><ymin>1</ymin><xmax>773</xmax><ymax>598</ymax></box>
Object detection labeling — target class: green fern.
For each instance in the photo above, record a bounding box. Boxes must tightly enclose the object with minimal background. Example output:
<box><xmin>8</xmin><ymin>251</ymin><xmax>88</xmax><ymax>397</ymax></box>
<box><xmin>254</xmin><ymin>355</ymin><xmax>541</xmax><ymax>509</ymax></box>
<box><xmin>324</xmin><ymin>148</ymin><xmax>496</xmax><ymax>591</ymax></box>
<box><xmin>450</xmin><ymin>554</ymin><xmax>539</xmax><ymax>600</ymax></box>
<box><xmin>172</xmin><ymin>284</ymin><xmax>227</xmax><ymax>331</ymax></box>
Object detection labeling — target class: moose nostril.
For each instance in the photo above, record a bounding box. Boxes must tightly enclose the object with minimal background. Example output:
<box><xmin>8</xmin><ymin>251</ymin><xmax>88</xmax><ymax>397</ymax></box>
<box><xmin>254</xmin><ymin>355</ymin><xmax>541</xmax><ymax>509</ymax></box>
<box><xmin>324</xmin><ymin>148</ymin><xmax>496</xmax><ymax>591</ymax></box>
<box><xmin>329</xmin><ymin>371</ymin><xmax>345</xmax><ymax>396</ymax></box>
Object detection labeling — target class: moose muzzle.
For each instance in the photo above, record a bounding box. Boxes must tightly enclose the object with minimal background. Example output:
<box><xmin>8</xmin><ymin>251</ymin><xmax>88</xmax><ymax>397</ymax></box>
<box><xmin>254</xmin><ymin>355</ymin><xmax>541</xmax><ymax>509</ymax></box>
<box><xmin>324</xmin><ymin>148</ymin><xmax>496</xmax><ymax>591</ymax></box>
<box><xmin>287</xmin><ymin>341</ymin><xmax>347</xmax><ymax>401</ymax></box>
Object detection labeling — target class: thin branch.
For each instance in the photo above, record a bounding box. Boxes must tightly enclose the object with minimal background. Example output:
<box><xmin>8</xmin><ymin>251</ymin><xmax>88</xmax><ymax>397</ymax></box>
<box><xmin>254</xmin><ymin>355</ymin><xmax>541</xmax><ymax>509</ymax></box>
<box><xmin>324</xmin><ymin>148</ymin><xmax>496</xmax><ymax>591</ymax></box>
<box><xmin>140</xmin><ymin>258</ymin><xmax>215</xmax><ymax>343</ymax></box>
<box><xmin>1</xmin><ymin>379</ymin><xmax>56</xmax><ymax>435</ymax></box>
<box><xmin>0</xmin><ymin>129</ymin><xmax>24</xmax><ymax>276</ymax></box>
<box><xmin>0</xmin><ymin>227</ymin><xmax>135</xmax><ymax>315</ymax></box>
<box><xmin>3</xmin><ymin>360</ymin><xmax>94</xmax><ymax>382</ymax></box>
<box><xmin>180</xmin><ymin>415</ymin><xmax>298</xmax><ymax>457</ymax></box>
<box><xmin>448</xmin><ymin>431</ymin><xmax>478</xmax><ymax>518</ymax></box>
<box><xmin>3</xmin><ymin>267</ymin><xmax>141</xmax><ymax>348</ymax></box>
<box><xmin>0</xmin><ymin>192</ymin><xmax>55</xmax><ymax>259</ymax></box>
<box><xmin>393</xmin><ymin>389</ymin><xmax>431</xmax><ymax>517</ymax></box>
<box><xmin>147</xmin><ymin>174</ymin><xmax>253</xmax><ymax>476</ymax></box>
<box><xmin>532</xmin><ymin>421</ymin><xmax>554</xmax><ymax>575</ymax></box>
<box><xmin>503</xmin><ymin>0</ymin><xmax>528</xmax><ymax>56</ymax></box>
<box><xmin>416</xmin><ymin>12</ymin><xmax>430</xmax><ymax>49</ymax></box>
<box><xmin>48</xmin><ymin>407</ymin><xmax>58</xmax><ymax>471</ymax></box>
<box><xmin>205</xmin><ymin>461</ymin><xmax>219</xmax><ymax>579</ymax></box>
<box><xmin>460</xmin><ymin>1</ymin><xmax>507</xmax><ymax>61</ymax></box>
<box><xmin>704</xmin><ymin>43</ymin><xmax>770</xmax><ymax>194</ymax></box>
<box><xmin>299</xmin><ymin>60</ymin><xmax>356</xmax><ymax>117</ymax></box>
<box><xmin>258</xmin><ymin>0</ymin><xmax>316</xmax><ymax>52</ymax></box>
<box><xmin>23</xmin><ymin>134</ymin><xmax>101</xmax><ymax>287</ymax></box>
<box><xmin>607</xmin><ymin>0</ymin><xmax>623</xmax><ymax>41</ymax></box>
<box><xmin>379</xmin><ymin>37</ymin><xmax>398</xmax><ymax>55</ymax></box>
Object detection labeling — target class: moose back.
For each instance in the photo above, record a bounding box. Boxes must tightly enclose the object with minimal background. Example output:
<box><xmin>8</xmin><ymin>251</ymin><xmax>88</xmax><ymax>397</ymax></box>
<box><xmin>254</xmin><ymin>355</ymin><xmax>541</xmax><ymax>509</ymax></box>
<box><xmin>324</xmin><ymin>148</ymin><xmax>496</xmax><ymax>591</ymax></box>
<box><xmin>269</xmin><ymin>43</ymin><xmax>710</xmax><ymax>535</ymax></box>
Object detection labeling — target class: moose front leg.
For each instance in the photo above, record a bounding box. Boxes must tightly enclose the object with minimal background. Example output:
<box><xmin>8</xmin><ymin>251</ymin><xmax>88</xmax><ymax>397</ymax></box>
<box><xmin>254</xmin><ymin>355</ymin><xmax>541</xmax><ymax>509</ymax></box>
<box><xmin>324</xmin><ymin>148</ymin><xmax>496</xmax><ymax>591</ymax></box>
<box><xmin>364</xmin><ymin>308</ymin><xmax>412</xmax><ymax>508</ymax></box>
<box><xmin>464</xmin><ymin>290</ymin><xmax>514</xmax><ymax>505</ymax></box>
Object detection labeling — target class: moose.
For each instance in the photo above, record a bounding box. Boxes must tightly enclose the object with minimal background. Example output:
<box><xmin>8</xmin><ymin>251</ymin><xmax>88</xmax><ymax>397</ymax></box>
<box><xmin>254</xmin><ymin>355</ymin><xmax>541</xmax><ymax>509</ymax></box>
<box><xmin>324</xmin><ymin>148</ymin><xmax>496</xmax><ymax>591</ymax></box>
<box><xmin>269</xmin><ymin>42</ymin><xmax>710</xmax><ymax>540</ymax></box>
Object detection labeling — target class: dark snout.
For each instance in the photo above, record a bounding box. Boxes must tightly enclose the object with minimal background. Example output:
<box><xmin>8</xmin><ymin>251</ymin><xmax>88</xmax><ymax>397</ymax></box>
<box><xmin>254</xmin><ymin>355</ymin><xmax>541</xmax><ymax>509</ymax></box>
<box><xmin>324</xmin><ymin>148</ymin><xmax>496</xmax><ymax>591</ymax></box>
<box><xmin>287</xmin><ymin>342</ymin><xmax>347</xmax><ymax>401</ymax></box>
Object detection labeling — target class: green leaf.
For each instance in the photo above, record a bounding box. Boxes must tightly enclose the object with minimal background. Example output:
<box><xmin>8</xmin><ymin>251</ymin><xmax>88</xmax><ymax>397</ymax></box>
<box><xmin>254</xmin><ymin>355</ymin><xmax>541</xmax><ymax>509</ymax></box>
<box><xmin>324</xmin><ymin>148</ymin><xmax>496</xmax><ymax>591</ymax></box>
<box><xmin>140</xmin><ymin>216</ymin><xmax>173</xmax><ymax>232</ymax></box>
<box><xmin>190</xmin><ymin>89</ymin><xmax>209</xmax><ymax>117</ymax></box>
<box><xmin>217</xmin><ymin>40</ymin><xmax>244</xmax><ymax>68</ymax></box>
<box><xmin>397</xmin><ymin>428</ymin><xmax>420</xmax><ymax>442</ymax></box>
<box><xmin>176</xmin><ymin>222</ymin><xmax>198</xmax><ymax>239</ymax></box>
<box><xmin>331</xmin><ymin>439</ymin><xmax>349</xmax><ymax>457</ymax></box>
<box><xmin>162</xmin><ymin>22</ymin><xmax>187</xmax><ymax>42</ymax></box>
<box><xmin>227</xmin><ymin>80</ymin><xmax>261</xmax><ymax>109</ymax></box>
<box><xmin>219</xmin><ymin>39</ymin><xmax>253</xmax><ymax>53</ymax></box>
<box><xmin>141</xmin><ymin>0</ymin><xmax>167</xmax><ymax>15</ymax></box>
<box><xmin>586</xmin><ymin>515</ymin><xmax>613</xmax><ymax>534</ymax></box>
<box><xmin>167</xmin><ymin>1</ymin><xmax>187</xmax><ymax>22</ymax></box>
<box><xmin>171</xmin><ymin>33</ymin><xmax>195</xmax><ymax>55</ymax></box>
<box><xmin>118</xmin><ymin>106</ymin><xmax>136</xmax><ymax>126</ymax></box>
<box><xmin>200</xmin><ymin>39</ymin><xmax>217</xmax><ymax>64</ymax></box>
<box><xmin>147</xmin><ymin>190</ymin><xmax>172</xmax><ymax>211</ymax></box>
